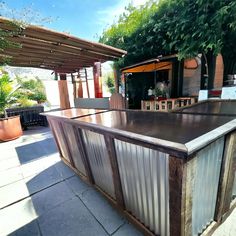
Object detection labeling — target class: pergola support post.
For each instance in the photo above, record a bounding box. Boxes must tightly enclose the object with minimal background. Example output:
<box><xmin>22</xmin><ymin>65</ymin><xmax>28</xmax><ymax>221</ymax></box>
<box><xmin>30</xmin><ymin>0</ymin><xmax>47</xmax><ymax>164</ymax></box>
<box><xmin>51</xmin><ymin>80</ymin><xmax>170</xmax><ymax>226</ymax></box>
<box><xmin>58</xmin><ymin>74</ymin><xmax>71</xmax><ymax>109</ymax></box>
<box><xmin>93</xmin><ymin>62</ymin><xmax>103</xmax><ymax>98</ymax></box>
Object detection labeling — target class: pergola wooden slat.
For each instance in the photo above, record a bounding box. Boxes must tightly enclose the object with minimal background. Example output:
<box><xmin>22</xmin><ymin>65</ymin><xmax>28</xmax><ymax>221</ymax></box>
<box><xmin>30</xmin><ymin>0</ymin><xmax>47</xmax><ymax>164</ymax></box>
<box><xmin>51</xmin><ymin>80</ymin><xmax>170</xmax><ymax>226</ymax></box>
<box><xmin>0</xmin><ymin>17</ymin><xmax>126</xmax><ymax>73</ymax></box>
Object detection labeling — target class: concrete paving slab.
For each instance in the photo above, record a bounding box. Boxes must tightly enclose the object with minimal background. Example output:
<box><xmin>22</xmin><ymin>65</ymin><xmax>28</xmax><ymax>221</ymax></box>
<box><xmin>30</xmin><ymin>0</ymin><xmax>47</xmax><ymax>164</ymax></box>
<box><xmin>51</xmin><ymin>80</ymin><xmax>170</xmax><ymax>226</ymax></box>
<box><xmin>0</xmin><ymin>198</ymin><xmax>37</xmax><ymax>236</ymax></box>
<box><xmin>38</xmin><ymin>197</ymin><xmax>109</xmax><ymax>236</ymax></box>
<box><xmin>15</xmin><ymin>141</ymin><xmax>49</xmax><ymax>164</ymax></box>
<box><xmin>38</xmin><ymin>138</ymin><xmax>58</xmax><ymax>156</ymax></box>
<box><xmin>80</xmin><ymin>188</ymin><xmax>125</xmax><ymax>234</ymax></box>
<box><xmin>0</xmin><ymin>166</ymin><xmax>23</xmax><ymax>187</ymax></box>
<box><xmin>31</xmin><ymin>181</ymin><xmax>75</xmax><ymax>216</ymax></box>
<box><xmin>65</xmin><ymin>175</ymin><xmax>91</xmax><ymax>196</ymax></box>
<box><xmin>8</xmin><ymin>219</ymin><xmax>41</xmax><ymax>236</ymax></box>
<box><xmin>0</xmin><ymin>148</ymin><xmax>18</xmax><ymax>160</ymax></box>
<box><xmin>20</xmin><ymin>155</ymin><xmax>59</xmax><ymax>178</ymax></box>
<box><xmin>24</xmin><ymin>165</ymin><xmax>62</xmax><ymax>195</ymax></box>
<box><xmin>0</xmin><ymin>180</ymin><xmax>29</xmax><ymax>209</ymax></box>
<box><xmin>113</xmin><ymin>223</ymin><xmax>143</xmax><ymax>236</ymax></box>
<box><xmin>54</xmin><ymin>161</ymin><xmax>76</xmax><ymax>180</ymax></box>
<box><xmin>0</xmin><ymin>157</ymin><xmax>20</xmax><ymax>172</ymax></box>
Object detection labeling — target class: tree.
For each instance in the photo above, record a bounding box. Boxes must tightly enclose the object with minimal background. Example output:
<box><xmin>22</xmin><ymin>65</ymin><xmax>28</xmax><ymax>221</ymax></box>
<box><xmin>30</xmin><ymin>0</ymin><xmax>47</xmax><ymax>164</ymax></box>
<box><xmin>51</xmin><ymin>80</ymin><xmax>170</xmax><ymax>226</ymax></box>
<box><xmin>0</xmin><ymin>69</ymin><xmax>20</xmax><ymax>116</ymax></box>
<box><xmin>0</xmin><ymin>1</ymin><xmax>53</xmax><ymax>65</ymax></box>
<box><xmin>100</xmin><ymin>0</ymin><xmax>236</xmax><ymax>89</ymax></box>
<box><xmin>99</xmin><ymin>0</ymin><xmax>159</xmax><ymax>68</ymax></box>
<box><xmin>15</xmin><ymin>77</ymin><xmax>47</xmax><ymax>104</ymax></box>
<box><xmin>152</xmin><ymin>0</ymin><xmax>236</xmax><ymax>89</ymax></box>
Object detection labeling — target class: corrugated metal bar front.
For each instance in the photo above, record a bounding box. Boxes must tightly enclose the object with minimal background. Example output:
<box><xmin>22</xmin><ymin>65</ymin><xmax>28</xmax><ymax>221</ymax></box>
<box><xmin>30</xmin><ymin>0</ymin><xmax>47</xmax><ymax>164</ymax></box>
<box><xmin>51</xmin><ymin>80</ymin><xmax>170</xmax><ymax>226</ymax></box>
<box><xmin>233</xmin><ymin>172</ymin><xmax>236</xmax><ymax>200</ymax></box>
<box><xmin>82</xmin><ymin>130</ymin><xmax>115</xmax><ymax>199</ymax></box>
<box><xmin>192</xmin><ymin>137</ymin><xmax>224</xmax><ymax>236</ymax></box>
<box><xmin>114</xmin><ymin>139</ymin><xmax>169</xmax><ymax>236</ymax></box>
<box><xmin>50</xmin><ymin>120</ymin><xmax>71</xmax><ymax>163</ymax></box>
<box><xmin>62</xmin><ymin>123</ymin><xmax>86</xmax><ymax>176</ymax></box>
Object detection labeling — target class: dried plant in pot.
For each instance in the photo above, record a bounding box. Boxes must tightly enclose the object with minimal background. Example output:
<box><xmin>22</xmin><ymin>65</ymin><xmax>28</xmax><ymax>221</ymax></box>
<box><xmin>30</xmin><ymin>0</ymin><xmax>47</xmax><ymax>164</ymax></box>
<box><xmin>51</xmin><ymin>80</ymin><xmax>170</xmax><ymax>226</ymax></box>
<box><xmin>0</xmin><ymin>71</ymin><xmax>22</xmax><ymax>141</ymax></box>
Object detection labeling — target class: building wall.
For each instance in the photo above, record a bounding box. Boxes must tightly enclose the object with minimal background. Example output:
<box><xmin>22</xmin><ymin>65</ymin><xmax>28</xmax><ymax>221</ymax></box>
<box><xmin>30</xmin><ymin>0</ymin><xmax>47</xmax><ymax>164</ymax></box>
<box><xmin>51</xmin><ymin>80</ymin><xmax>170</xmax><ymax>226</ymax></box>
<box><xmin>182</xmin><ymin>54</ymin><xmax>224</xmax><ymax>96</ymax></box>
<box><xmin>182</xmin><ymin>57</ymin><xmax>201</xmax><ymax>96</ymax></box>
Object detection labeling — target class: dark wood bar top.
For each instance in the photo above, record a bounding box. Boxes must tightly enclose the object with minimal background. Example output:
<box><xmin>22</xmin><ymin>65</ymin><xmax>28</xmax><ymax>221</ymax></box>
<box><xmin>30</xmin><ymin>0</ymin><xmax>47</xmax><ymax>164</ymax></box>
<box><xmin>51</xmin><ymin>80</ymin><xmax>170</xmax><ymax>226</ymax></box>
<box><xmin>175</xmin><ymin>100</ymin><xmax>236</xmax><ymax>116</ymax></box>
<box><xmin>42</xmin><ymin>108</ymin><xmax>107</xmax><ymax>119</ymax></box>
<box><xmin>73</xmin><ymin>110</ymin><xmax>236</xmax><ymax>155</ymax></box>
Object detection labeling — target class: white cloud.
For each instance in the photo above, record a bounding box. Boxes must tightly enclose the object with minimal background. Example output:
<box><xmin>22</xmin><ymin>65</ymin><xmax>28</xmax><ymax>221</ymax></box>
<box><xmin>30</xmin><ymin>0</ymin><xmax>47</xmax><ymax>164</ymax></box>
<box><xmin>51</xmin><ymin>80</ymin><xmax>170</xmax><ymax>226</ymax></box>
<box><xmin>97</xmin><ymin>0</ymin><xmax>149</xmax><ymax>28</ymax></box>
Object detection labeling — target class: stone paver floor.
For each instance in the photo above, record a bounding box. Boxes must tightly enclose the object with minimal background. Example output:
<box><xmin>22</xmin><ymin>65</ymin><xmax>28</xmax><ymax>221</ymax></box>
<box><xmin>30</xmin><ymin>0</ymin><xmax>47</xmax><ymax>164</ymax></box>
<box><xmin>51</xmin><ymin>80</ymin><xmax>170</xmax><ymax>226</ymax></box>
<box><xmin>0</xmin><ymin>126</ymin><xmax>235</xmax><ymax>236</ymax></box>
<box><xmin>0</xmin><ymin>126</ymin><xmax>142</xmax><ymax>236</ymax></box>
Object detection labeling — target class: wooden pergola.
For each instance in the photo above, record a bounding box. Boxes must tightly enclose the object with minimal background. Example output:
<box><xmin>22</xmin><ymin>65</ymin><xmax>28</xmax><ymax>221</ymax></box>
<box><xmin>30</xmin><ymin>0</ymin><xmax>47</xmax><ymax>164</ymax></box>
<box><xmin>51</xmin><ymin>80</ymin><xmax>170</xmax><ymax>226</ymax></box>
<box><xmin>0</xmin><ymin>17</ymin><xmax>126</xmax><ymax>108</ymax></box>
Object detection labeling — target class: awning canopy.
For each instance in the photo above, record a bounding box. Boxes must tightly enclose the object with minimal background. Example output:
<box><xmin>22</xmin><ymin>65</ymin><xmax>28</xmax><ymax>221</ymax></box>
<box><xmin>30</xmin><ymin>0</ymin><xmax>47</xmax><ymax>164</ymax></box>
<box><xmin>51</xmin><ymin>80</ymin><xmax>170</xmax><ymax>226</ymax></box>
<box><xmin>0</xmin><ymin>17</ymin><xmax>127</xmax><ymax>73</ymax></box>
<box><xmin>121</xmin><ymin>55</ymin><xmax>176</xmax><ymax>73</ymax></box>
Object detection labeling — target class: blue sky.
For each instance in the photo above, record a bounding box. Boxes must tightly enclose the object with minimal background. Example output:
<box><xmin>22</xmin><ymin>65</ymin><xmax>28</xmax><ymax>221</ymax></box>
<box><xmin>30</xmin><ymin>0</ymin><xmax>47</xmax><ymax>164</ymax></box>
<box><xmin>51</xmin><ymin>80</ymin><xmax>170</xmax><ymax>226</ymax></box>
<box><xmin>1</xmin><ymin>0</ymin><xmax>148</xmax><ymax>41</ymax></box>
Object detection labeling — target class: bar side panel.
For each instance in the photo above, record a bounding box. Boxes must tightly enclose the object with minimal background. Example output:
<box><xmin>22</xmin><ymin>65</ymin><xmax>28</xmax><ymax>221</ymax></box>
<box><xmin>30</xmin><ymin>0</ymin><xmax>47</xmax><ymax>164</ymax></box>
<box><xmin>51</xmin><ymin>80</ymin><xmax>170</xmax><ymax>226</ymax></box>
<box><xmin>82</xmin><ymin>130</ymin><xmax>115</xmax><ymax>199</ymax></box>
<box><xmin>50</xmin><ymin>119</ymin><xmax>71</xmax><ymax>163</ymax></box>
<box><xmin>62</xmin><ymin>123</ymin><xmax>86</xmax><ymax>176</ymax></box>
<box><xmin>114</xmin><ymin>139</ymin><xmax>169</xmax><ymax>236</ymax></box>
<box><xmin>192</xmin><ymin>137</ymin><xmax>224</xmax><ymax>235</ymax></box>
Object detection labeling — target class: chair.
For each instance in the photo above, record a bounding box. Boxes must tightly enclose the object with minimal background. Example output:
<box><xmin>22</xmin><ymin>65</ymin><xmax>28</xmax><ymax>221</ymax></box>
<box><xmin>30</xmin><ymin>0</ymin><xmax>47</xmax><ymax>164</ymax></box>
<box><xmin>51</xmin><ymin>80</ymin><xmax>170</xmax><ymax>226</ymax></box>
<box><xmin>109</xmin><ymin>93</ymin><xmax>126</xmax><ymax>109</ymax></box>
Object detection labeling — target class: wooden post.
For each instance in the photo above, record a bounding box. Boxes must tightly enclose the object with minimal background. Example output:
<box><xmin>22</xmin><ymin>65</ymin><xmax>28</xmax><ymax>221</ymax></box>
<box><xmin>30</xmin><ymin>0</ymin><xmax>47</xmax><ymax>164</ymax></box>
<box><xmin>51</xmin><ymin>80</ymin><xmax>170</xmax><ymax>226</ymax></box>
<box><xmin>73</xmin><ymin>127</ymin><xmax>94</xmax><ymax>184</ymax></box>
<box><xmin>58</xmin><ymin>74</ymin><xmax>71</xmax><ymax>109</ymax></box>
<box><xmin>169</xmin><ymin>156</ymin><xmax>186</xmax><ymax>236</ymax></box>
<box><xmin>71</xmin><ymin>73</ymin><xmax>77</xmax><ymax>100</ymax></box>
<box><xmin>85</xmin><ymin>68</ymin><xmax>90</xmax><ymax>98</ymax></box>
<box><xmin>215</xmin><ymin>132</ymin><xmax>236</xmax><ymax>221</ymax></box>
<box><xmin>104</xmin><ymin>135</ymin><xmax>125</xmax><ymax>208</ymax></box>
<box><xmin>93</xmin><ymin>62</ymin><xmax>103</xmax><ymax>98</ymax></box>
<box><xmin>114</xmin><ymin>68</ymin><xmax>119</xmax><ymax>93</ymax></box>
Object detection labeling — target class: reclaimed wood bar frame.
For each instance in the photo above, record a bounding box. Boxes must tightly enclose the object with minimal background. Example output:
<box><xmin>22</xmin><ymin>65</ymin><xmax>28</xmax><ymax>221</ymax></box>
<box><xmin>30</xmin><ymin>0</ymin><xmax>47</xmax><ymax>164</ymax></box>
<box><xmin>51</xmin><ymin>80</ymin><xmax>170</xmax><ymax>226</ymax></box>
<box><xmin>43</xmin><ymin>108</ymin><xmax>236</xmax><ymax>236</ymax></box>
<box><xmin>173</xmin><ymin>99</ymin><xmax>236</xmax><ymax>235</ymax></box>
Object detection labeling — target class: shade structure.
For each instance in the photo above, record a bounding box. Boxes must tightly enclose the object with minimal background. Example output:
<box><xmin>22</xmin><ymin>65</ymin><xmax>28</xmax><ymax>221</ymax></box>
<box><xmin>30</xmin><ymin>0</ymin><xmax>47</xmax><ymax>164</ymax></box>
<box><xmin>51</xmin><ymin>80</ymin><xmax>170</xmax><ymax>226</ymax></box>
<box><xmin>121</xmin><ymin>55</ymin><xmax>176</xmax><ymax>73</ymax></box>
<box><xmin>0</xmin><ymin>17</ymin><xmax>127</xmax><ymax>73</ymax></box>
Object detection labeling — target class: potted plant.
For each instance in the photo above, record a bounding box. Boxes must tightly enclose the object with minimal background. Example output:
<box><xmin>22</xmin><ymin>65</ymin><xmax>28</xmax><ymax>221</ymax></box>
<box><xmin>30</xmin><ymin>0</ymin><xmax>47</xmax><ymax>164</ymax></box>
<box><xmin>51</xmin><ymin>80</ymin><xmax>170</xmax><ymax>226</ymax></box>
<box><xmin>0</xmin><ymin>71</ymin><xmax>23</xmax><ymax>141</ymax></box>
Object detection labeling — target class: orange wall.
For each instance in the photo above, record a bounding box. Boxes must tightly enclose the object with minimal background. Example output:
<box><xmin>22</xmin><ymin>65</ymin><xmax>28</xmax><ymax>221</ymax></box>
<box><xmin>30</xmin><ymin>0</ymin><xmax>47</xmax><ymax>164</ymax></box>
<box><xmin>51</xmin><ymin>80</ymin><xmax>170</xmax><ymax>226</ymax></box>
<box><xmin>214</xmin><ymin>54</ymin><xmax>224</xmax><ymax>89</ymax></box>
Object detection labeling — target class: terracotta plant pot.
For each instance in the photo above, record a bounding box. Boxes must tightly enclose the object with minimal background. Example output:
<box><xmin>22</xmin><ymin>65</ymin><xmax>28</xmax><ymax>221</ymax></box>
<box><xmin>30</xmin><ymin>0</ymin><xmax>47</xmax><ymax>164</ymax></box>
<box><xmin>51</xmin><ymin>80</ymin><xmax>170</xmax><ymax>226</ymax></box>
<box><xmin>0</xmin><ymin>115</ymin><xmax>23</xmax><ymax>142</ymax></box>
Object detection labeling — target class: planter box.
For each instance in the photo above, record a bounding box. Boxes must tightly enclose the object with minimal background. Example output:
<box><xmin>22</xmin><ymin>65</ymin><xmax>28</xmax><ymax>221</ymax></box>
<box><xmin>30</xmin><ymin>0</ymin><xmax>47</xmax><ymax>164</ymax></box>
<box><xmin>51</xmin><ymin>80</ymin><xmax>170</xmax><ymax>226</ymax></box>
<box><xmin>5</xmin><ymin>106</ymin><xmax>48</xmax><ymax>129</ymax></box>
<box><xmin>43</xmin><ymin>108</ymin><xmax>236</xmax><ymax>236</ymax></box>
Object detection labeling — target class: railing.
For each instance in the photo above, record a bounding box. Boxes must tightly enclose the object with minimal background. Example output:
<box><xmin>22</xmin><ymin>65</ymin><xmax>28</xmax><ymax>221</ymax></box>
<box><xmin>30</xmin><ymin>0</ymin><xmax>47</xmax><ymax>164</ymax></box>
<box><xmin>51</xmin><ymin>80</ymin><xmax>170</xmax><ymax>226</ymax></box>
<box><xmin>141</xmin><ymin>97</ymin><xmax>197</xmax><ymax>112</ymax></box>
<box><xmin>5</xmin><ymin>105</ymin><xmax>48</xmax><ymax>129</ymax></box>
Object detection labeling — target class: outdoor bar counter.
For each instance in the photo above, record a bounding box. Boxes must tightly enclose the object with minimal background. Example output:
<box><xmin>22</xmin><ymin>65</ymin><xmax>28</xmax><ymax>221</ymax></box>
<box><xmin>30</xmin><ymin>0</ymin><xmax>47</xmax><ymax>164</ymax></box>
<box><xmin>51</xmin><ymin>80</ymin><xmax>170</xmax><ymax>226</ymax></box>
<box><xmin>43</xmin><ymin>108</ymin><xmax>236</xmax><ymax>236</ymax></box>
<box><xmin>174</xmin><ymin>99</ymin><xmax>236</xmax><ymax>219</ymax></box>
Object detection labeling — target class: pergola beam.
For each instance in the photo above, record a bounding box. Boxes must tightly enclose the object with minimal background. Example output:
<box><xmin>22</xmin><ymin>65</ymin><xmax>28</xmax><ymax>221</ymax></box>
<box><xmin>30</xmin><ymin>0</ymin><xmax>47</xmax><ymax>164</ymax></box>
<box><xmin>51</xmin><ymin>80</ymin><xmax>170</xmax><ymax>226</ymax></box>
<box><xmin>0</xmin><ymin>17</ymin><xmax>126</xmax><ymax>73</ymax></box>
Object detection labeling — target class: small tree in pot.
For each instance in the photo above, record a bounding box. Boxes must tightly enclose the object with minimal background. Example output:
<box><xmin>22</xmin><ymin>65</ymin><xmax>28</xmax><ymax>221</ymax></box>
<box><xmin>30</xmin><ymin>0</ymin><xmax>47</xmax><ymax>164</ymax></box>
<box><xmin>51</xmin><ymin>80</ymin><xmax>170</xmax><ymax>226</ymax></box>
<box><xmin>0</xmin><ymin>70</ymin><xmax>23</xmax><ymax>141</ymax></box>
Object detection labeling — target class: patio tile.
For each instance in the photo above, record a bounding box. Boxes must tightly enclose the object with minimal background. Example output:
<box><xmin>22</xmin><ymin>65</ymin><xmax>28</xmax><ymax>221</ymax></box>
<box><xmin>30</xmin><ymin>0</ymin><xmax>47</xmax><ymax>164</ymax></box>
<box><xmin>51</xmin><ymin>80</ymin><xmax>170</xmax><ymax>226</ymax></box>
<box><xmin>21</xmin><ymin>155</ymin><xmax>59</xmax><ymax>178</ymax></box>
<box><xmin>0</xmin><ymin>166</ymin><xmax>23</xmax><ymax>187</ymax></box>
<box><xmin>24</xmin><ymin>165</ymin><xmax>62</xmax><ymax>195</ymax></box>
<box><xmin>0</xmin><ymin>180</ymin><xmax>29</xmax><ymax>209</ymax></box>
<box><xmin>38</xmin><ymin>197</ymin><xmax>109</xmax><ymax>236</ymax></box>
<box><xmin>54</xmin><ymin>160</ymin><xmax>76</xmax><ymax>180</ymax></box>
<box><xmin>37</xmin><ymin>137</ymin><xmax>57</xmax><ymax>155</ymax></box>
<box><xmin>113</xmin><ymin>223</ymin><xmax>144</xmax><ymax>236</ymax></box>
<box><xmin>65</xmin><ymin>175</ymin><xmax>91</xmax><ymax>196</ymax></box>
<box><xmin>0</xmin><ymin>198</ymin><xmax>37</xmax><ymax>236</ymax></box>
<box><xmin>0</xmin><ymin>157</ymin><xmax>20</xmax><ymax>172</ymax></box>
<box><xmin>80</xmin><ymin>188</ymin><xmax>125</xmax><ymax>234</ymax></box>
<box><xmin>15</xmin><ymin>141</ymin><xmax>49</xmax><ymax>164</ymax></box>
<box><xmin>8</xmin><ymin>219</ymin><xmax>41</xmax><ymax>236</ymax></box>
<box><xmin>31</xmin><ymin>181</ymin><xmax>75</xmax><ymax>216</ymax></box>
<box><xmin>0</xmin><ymin>147</ymin><xmax>18</xmax><ymax>160</ymax></box>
